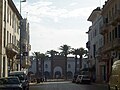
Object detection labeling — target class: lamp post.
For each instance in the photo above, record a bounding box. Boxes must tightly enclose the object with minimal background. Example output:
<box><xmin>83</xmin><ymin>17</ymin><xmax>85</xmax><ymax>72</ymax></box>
<box><xmin>20</xmin><ymin>0</ymin><xmax>26</xmax><ymax>70</ymax></box>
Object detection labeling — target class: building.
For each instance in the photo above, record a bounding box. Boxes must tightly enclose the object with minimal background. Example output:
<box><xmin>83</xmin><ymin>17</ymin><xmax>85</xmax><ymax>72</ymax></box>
<box><xmin>87</xmin><ymin>7</ymin><xmax>105</xmax><ymax>82</ymax></box>
<box><xmin>28</xmin><ymin>55</ymin><xmax>89</xmax><ymax>80</ymax></box>
<box><xmin>0</xmin><ymin>0</ymin><xmax>31</xmax><ymax>77</ymax></box>
<box><xmin>20</xmin><ymin>18</ymin><xmax>31</xmax><ymax>70</ymax></box>
<box><xmin>0</xmin><ymin>0</ymin><xmax>22</xmax><ymax>77</ymax></box>
<box><xmin>100</xmin><ymin>0</ymin><xmax>120</xmax><ymax>82</ymax></box>
<box><xmin>87</xmin><ymin>0</ymin><xmax>120</xmax><ymax>83</ymax></box>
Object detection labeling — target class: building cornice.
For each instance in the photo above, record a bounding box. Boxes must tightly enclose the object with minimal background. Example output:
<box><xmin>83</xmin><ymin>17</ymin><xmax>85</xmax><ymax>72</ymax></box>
<box><xmin>8</xmin><ymin>0</ymin><xmax>22</xmax><ymax>20</ymax></box>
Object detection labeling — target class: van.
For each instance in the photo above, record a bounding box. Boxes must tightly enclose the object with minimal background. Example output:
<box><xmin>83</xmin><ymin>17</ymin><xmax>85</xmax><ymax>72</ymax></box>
<box><xmin>9</xmin><ymin>71</ymin><xmax>29</xmax><ymax>90</ymax></box>
<box><xmin>109</xmin><ymin>60</ymin><xmax>120</xmax><ymax>90</ymax></box>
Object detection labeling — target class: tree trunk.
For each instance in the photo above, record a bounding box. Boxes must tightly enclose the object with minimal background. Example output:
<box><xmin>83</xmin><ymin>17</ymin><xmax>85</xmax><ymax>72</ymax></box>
<box><xmin>51</xmin><ymin>56</ymin><xmax>53</xmax><ymax>79</ymax></box>
<box><xmin>75</xmin><ymin>55</ymin><xmax>77</xmax><ymax>74</ymax></box>
<box><xmin>79</xmin><ymin>55</ymin><xmax>82</xmax><ymax>74</ymax></box>
<box><xmin>65</xmin><ymin>55</ymin><xmax>67</xmax><ymax>80</ymax></box>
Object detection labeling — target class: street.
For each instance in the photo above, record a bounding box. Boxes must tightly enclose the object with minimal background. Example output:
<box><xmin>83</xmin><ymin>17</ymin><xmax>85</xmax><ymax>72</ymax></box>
<box><xmin>30</xmin><ymin>81</ymin><xmax>109</xmax><ymax>90</ymax></box>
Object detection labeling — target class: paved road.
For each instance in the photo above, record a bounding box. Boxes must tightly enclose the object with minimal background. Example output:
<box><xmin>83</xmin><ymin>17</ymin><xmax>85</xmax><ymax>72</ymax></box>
<box><xmin>30</xmin><ymin>81</ymin><xmax>109</xmax><ymax>90</ymax></box>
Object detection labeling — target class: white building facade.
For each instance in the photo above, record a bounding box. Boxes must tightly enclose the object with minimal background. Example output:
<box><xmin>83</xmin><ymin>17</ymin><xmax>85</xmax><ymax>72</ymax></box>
<box><xmin>87</xmin><ymin>7</ymin><xmax>105</xmax><ymax>82</ymax></box>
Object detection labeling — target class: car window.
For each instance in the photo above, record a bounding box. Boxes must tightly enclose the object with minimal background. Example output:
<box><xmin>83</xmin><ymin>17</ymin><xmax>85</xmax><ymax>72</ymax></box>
<box><xmin>9</xmin><ymin>74</ymin><xmax>25</xmax><ymax>80</ymax></box>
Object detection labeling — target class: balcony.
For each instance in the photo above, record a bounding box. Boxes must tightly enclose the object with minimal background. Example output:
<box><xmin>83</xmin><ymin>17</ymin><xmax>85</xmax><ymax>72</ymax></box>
<box><xmin>22</xmin><ymin>43</ymin><xmax>31</xmax><ymax>51</ymax></box>
<box><xmin>86</xmin><ymin>41</ymin><xmax>90</xmax><ymax>49</ymax></box>
<box><xmin>112</xmin><ymin>38</ymin><xmax>120</xmax><ymax>49</ymax></box>
<box><xmin>101</xmin><ymin>41</ymin><xmax>113</xmax><ymax>54</ymax></box>
<box><xmin>101</xmin><ymin>38</ymin><xmax>120</xmax><ymax>53</ymax></box>
<box><xmin>100</xmin><ymin>23</ymin><xmax>109</xmax><ymax>35</ymax></box>
<box><xmin>6</xmin><ymin>43</ymin><xmax>19</xmax><ymax>59</ymax></box>
<box><xmin>110</xmin><ymin>10</ymin><xmax>120</xmax><ymax>26</ymax></box>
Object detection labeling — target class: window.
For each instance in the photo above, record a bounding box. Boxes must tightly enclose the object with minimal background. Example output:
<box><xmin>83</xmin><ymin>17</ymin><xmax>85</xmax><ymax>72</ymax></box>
<box><xmin>118</xmin><ymin>25</ymin><xmax>120</xmax><ymax>38</ymax></box>
<box><xmin>4</xmin><ymin>28</ymin><xmax>6</xmax><ymax>47</ymax></box>
<box><xmin>4</xmin><ymin>1</ymin><xmax>6</xmax><ymax>22</ymax></box>
<box><xmin>112</xmin><ymin>30</ymin><xmax>115</xmax><ymax>40</ymax></box>
<box><xmin>10</xmin><ymin>11</ymin><xmax>11</xmax><ymax>26</ymax></box>
<box><xmin>10</xmin><ymin>33</ymin><xmax>11</xmax><ymax>43</ymax></box>
<box><xmin>7</xmin><ymin>7</ymin><xmax>9</xmax><ymax>22</ymax></box>
<box><xmin>7</xmin><ymin>31</ymin><xmax>9</xmax><ymax>44</ymax></box>
<box><xmin>68</xmin><ymin>64</ymin><xmax>71</xmax><ymax>68</ymax></box>
<box><xmin>110</xmin><ymin>32</ymin><xmax>112</xmax><ymax>41</ymax></box>
<box><xmin>107</xmin><ymin>33</ymin><xmax>109</xmax><ymax>43</ymax></box>
<box><xmin>115</xmin><ymin>27</ymin><xmax>117</xmax><ymax>38</ymax></box>
<box><xmin>45</xmin><ymin>64</ymin><xmax>48</xmax><ymax>68</ymax></box>
<box><xmin>12</xmin><ymin>13</ymin><xmax>15</xmax><ymax>28</ymax></box>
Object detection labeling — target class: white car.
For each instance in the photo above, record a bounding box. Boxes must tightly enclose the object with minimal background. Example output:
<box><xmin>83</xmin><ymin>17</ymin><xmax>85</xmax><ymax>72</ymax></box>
<box><xmin>76</xmin><ymin>75</ymin><xmax>91</xmax><ymax>84</ymax></box>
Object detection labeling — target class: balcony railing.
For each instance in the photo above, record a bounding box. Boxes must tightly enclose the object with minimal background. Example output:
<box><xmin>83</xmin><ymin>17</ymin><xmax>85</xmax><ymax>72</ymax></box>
<box><xmin>100</xmin><ymin>23</ymin><xmax>110</xmax><ymax>34</ymax></box>
<box><xmin>6</xmin><ymin>43</ymin><xmax>19</xmax><ymax>53</ymax></box>
<box><xmin>101</xmin><ymin>38</ymin><xmax>120</xmax><ymax>53</ymax></box>
<box><xmin>109</xmin><ymin>10</ymin><xmax>120</xmax><ymax>26</ymax></box>
<box><xmin>6</xmin><ymin>43</ymin><xmax>19</xmax><ymax>59</ymax></box>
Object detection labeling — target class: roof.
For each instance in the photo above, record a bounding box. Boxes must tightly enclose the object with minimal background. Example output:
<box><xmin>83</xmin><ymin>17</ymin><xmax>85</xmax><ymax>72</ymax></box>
<box><xmin>87</xmin><ymin>7</ymin><xmax>101</xmax><ymax>22</ymax></box>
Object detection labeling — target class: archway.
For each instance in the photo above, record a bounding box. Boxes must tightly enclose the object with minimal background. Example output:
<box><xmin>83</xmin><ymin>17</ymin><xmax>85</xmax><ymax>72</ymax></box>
<box><xmin>55</xmin><ymin>71</ymin><xmax>61</xmax><ymax>79</ymax></box>
<box><xmin>54</xmin><ymin>66</ymin><xmax>62</xmax><ymax>79</ymax></box>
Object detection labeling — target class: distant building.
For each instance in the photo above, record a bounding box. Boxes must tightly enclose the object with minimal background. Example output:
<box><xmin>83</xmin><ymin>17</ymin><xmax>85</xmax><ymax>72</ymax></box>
<box><xmin>28</xmin><ymin>55</ymin><xmax>89</xmax><ymax>79</ymax></box>
<box><xmin>20</xmin><ymin>18</ymin><xmax>31</xmax><ymax>70</ymax></box>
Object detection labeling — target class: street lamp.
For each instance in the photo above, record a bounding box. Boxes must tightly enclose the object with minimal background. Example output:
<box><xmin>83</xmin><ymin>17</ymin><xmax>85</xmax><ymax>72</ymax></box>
<box><xmin>20</xmin><ymin>0</ymin><xmax>26</xmax><ymax>14</ymax></box>
<box><xmin>20</xmin><ymin>0</ymin><xmax>26</xmax><ymax>70</ymax></box>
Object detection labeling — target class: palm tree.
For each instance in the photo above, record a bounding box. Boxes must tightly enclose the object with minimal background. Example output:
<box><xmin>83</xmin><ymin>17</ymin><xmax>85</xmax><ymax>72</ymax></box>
<box><xmin>70</xmin><ymin>48</ymin><xmax>79</xmax><ymax>75</ymax></box>
<box><xmin>46</xmin><ymin>50</ymin><xmax>58</xmax><ymax>78</ymax></box>
<box><xmin>77</xmin><ymin>47</ymin><xmax>87</xmax><ymax>74</ymax></box>
<box><xmin>32</xmin><ymin>52</ymin><xmax>40</xmax><ymax>77</ymax></box>
<box><xmin>39</xmin><ymin>53</ymin><xmax>46</xmax><ymax>76</ymax></box>
<box><xmin>32</xmin><ymin>52</ymin><xmax>46</xmax><ymax>77</ymax></box>
<box><xmin>59</xmin><ymin>44</ymin><xmax>71</xmax><ymax>79</ymax></box>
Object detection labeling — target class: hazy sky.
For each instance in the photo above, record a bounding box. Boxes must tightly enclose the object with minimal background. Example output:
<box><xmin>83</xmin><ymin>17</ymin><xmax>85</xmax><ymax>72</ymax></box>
<box><xmin>13</xmin><ymin>0</ymin><xmax>106</xmax><ymax>54</ymax></box>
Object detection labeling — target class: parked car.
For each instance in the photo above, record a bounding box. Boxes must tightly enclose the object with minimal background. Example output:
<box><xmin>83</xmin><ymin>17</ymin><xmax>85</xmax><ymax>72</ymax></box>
<box><xmin>76</xmin><ymin>75</ymin><xmax>91</xmax><ymax>84</ymax></box>
<box><xmin>0</xmin><ymin>77</ymin><xmax>22</xmax><ymax>90</ymax></box>
<box><xmin>72</xmin><ymin>75</ymin><xmax>78</xmax><ymax>83</ymax></box>
<box><xmin>80</xmin><ymin>75</ymin><xmax>91</xmax><ymax>84</ymax></box>
<box><xmin>9</xmin><ymin>71</ymin><xmax>29</xmax><ymax>90</ymax></box>
<box><xmin>109</xmin><ymin>60</ymin><xmax>120</xmax><ymax>90</ymax></box>
<box><xmin>76</xmin><ymin>75</ymin><xmax>83</xmax><ymax>84</ymax></box>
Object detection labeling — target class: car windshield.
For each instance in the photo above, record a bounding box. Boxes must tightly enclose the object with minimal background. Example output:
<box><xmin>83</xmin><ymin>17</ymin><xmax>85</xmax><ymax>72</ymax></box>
<box><xmin>9</xmin><ymin>74</ymin><xmax>25</xmax><ymax>81</ymax></box>
<box><xmin>0</xmin><ymin>78</ymin><xmax>20</xmax><ymax>85</ymax></box>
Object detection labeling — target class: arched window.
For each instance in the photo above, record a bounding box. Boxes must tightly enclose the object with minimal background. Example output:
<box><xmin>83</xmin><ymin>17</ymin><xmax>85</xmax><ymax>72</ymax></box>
<box><xmin>68</xmin><ymin>64</ymin><xmax>71</xmax><ymax>68</ymax></box>
<box><xmin>45</xmin><ymin>64</ymin><xmax>48</xmax><ymax>68</ymax></box>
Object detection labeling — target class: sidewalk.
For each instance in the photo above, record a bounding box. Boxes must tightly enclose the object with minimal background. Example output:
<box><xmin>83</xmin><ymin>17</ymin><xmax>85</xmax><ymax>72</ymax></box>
<box><xmin>29</xmin><ymin>79</ymin><xmax>66</xmax><ymax>86</ymax></box>
<box><xmin>92</xmin><ymin>81</ymin><xmax>109</xmax><ymax>86</ymax></box>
